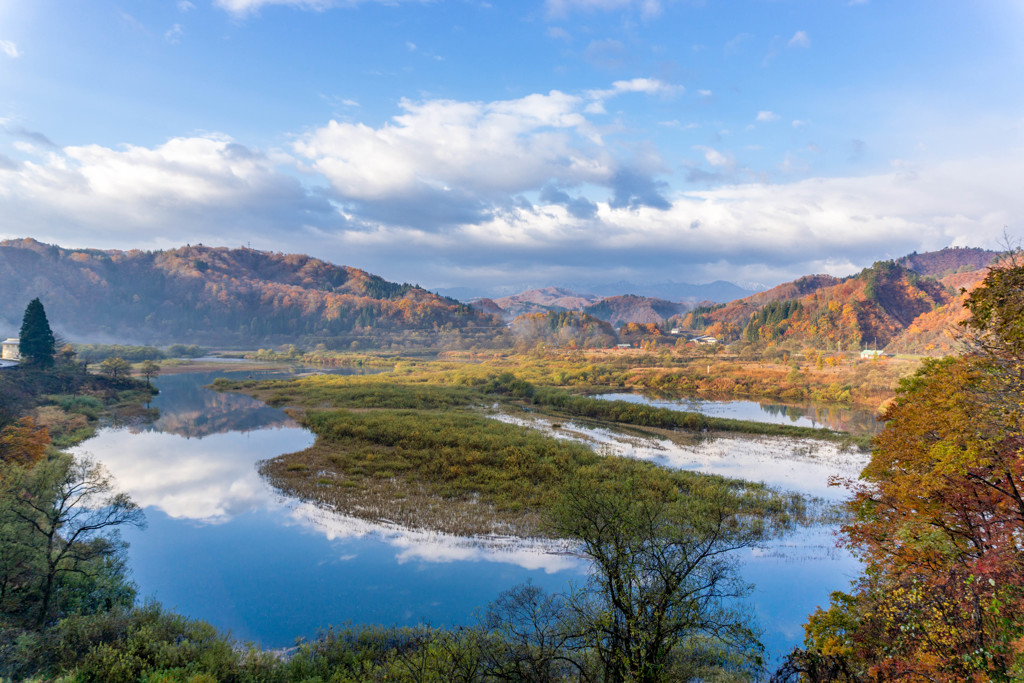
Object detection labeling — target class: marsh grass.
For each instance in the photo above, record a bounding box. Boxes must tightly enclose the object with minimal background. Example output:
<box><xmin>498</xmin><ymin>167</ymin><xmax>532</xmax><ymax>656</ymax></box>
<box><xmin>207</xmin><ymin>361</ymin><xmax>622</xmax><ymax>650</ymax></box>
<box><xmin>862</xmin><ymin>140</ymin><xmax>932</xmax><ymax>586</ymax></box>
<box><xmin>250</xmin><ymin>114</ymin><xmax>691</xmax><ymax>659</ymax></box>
<box><xmin>224</xmin><ymin>370</ymin><xmax>810</xmax><ymax>537</ymax></box>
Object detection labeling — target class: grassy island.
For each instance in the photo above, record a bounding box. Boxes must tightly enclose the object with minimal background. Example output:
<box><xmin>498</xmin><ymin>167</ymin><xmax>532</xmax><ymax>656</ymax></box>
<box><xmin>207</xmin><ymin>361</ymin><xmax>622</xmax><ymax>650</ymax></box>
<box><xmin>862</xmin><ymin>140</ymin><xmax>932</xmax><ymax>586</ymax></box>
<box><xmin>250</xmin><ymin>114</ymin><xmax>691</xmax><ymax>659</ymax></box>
<box><xmin>214</xmin><ymin>359</ymin><xmax>848</xmax><ymax>537</ymax></box>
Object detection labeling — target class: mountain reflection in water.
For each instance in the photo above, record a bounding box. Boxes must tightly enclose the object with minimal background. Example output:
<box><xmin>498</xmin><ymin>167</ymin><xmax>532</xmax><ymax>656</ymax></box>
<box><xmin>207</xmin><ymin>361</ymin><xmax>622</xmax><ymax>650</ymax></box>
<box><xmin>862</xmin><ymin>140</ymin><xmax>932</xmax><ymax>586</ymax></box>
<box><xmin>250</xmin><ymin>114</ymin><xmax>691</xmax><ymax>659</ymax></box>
<box><xmin>138</xmin><ymin>370</ymin><xmax>299</xmax><ymax>438</ymax></box>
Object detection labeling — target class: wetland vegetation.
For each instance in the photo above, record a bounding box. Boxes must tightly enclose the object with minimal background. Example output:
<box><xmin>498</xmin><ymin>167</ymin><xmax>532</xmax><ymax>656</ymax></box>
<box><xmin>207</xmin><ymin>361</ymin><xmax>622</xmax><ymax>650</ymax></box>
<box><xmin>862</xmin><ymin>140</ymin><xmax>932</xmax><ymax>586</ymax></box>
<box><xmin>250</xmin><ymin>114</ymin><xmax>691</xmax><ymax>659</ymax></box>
<box><xmin>217</xmin><ymin>362</ymin><xmax>833</xmax><ymax>537</ymax></box>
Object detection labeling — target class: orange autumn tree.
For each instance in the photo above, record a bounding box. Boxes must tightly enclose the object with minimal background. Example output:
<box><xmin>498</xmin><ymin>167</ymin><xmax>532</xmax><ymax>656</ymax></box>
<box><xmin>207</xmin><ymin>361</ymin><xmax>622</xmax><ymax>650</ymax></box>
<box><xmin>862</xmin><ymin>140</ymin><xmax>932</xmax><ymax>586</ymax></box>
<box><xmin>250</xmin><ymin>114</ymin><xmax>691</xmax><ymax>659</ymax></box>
<box><xmin>777</xmin><ymin>254</ymin><xmax>1024</xmax><ymax>682</ymax></box>
<box><xmin>0</xmin><ymin>417</ymin><xmax>50</xmax><ymax>470</ymax></box>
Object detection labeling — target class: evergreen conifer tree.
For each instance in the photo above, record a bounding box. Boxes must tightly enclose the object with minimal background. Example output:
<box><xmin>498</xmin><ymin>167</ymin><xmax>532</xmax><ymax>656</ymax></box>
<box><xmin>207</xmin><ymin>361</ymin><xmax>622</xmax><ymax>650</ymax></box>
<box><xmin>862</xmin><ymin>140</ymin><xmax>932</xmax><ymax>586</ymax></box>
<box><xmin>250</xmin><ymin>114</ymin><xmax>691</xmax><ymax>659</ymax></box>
<box><xmin>18</xmin><ymin>298</ymin><xmax>56</xmax><ymax>368</ymax></box>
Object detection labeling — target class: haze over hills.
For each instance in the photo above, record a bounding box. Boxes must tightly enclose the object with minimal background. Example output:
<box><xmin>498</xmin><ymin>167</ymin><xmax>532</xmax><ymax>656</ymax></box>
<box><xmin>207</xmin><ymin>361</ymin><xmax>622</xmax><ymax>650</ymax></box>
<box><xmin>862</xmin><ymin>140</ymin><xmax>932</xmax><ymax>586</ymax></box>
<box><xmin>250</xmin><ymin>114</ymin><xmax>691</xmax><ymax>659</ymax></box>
<box><xmin>493</xmin><ymin>287</ymin><xmax>602</xmax><ymax>317</ymax></box>
<box><xmin>574</xmin><ymin>279</ymin><xmax>758</xmax><ymax>304</ymax></box>
<box><xmin>0</xmin><ymin>238</ymin><xmax>498</xmax><ymax>346</ymax></box>
<box><xmin>582</xmin><ymin>295</ymin><xmax>689</xmax><ymax>327</ymax></box>
<box><xmin>443</xmin><ymin>280</ymin><xmax>757</xmax><ymax>308</ymax></box>
<box><xmin>478</xmin><ymin>288</ymin><xmax>699</xmax><ymax>326</ymax></box>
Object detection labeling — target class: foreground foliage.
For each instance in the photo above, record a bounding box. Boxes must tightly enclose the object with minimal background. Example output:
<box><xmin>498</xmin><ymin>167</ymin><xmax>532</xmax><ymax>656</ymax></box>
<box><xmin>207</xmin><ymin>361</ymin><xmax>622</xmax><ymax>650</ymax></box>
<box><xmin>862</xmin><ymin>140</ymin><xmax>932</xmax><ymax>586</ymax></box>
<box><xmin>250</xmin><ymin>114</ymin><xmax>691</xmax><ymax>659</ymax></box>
<box><xmin>778</xmin><ymin>255</ymin><xmax>1024</xmax><ymax>681</ymax></box>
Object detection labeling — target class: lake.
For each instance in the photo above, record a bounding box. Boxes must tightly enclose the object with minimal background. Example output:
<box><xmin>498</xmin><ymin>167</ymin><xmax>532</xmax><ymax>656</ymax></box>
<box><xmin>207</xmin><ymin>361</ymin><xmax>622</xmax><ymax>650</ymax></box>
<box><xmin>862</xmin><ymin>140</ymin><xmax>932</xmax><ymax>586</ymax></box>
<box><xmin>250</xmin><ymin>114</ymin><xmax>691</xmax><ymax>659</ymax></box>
<box><xmin>72</xmin><ymin>368</ymin><xmax>862</xmax><ymax>668</ymax></box>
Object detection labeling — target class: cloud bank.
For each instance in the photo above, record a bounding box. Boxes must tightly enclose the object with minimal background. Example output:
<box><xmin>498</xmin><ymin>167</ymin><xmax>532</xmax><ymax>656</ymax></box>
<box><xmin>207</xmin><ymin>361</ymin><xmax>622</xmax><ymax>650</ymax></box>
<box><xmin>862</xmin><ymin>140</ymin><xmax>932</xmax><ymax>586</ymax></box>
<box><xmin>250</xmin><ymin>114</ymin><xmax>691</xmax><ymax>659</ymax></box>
<box><xmin>0</xmin><ymin>81</ymin><xmax>1019</xmax><ymax>292</ymax></box>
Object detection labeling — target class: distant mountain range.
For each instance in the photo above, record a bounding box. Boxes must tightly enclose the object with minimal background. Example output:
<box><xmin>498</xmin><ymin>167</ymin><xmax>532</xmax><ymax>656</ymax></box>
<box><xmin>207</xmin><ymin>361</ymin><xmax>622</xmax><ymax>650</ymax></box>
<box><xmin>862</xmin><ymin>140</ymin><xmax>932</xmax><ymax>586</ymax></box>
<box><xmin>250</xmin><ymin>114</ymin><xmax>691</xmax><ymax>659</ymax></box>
<box><xmin>0</xmin><ymin>238</ymin><xmax>1002</xmax><ymax>354</ymax></box>
<box><xmin>573</xmin><ymin>279</ymin><xmax>759</xmax><ymax>303</ymax></box>
<box><xmin>475</xmin><ymin>288</ymin><xmax>696</xmax><ymax>326</ymax></box>
<box><xmin>437</xmin><ymin>279</ymin><xmax>757</xmax><ymax>304</ymax></box>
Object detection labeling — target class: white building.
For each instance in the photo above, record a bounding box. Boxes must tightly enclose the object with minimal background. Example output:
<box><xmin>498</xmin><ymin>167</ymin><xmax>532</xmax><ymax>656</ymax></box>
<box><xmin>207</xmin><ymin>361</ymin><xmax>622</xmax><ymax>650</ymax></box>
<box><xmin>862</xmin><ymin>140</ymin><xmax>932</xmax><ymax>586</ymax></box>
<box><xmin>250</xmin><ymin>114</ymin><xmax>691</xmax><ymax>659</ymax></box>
<box><xmin>1</xmin><ymin>337</ymin><xmax>20</xmax><ymax>361</ymax></box>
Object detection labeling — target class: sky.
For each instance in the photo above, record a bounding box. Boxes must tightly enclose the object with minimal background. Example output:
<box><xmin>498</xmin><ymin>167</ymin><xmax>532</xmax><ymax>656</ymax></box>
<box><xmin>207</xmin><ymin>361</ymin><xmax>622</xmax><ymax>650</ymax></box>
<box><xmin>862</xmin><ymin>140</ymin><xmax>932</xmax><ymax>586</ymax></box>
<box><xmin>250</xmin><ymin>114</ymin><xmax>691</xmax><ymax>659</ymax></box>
<box><xmin>1</xmin><ymin>0</ymin><xmax>1023</xmax><ymax>296</ymax></box>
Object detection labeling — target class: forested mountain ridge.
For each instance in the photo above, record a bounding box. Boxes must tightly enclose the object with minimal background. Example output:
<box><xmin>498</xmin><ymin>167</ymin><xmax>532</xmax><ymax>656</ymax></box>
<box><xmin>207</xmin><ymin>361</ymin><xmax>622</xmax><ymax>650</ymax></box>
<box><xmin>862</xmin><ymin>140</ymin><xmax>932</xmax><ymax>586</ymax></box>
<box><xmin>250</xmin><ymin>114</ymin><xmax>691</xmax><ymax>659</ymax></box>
<box><xmin>675</xmin><ymin>274</ymin><xmax>842</xmax><ymax>333</ymax></box>
<box><xmin>896</xmin><ymin>245</ymin><xmax>999</xmax><ymax>276</ymax></box>
<box><xmin>491</xmin><ymin>287</ymin><xmax>601</xmax><ymax>318</ymax></box>
<box><xmin>686</xmin><ymin>258</ymin><xmax>986</xmax><ymax>351</ymax></box>
<box><xmin>0</xmin><ymin>239</ymin><xmax>499</xmax><ymax>345</ymax></box>
<box><xmin>582</xmin><ymin>294</ymin><xmax>688</xmax><ymax>326</ymax></box>
<box><xmin>884</xmin><ymin>266</ymin><xmax>993</xmax><ymax>354</ymax></box>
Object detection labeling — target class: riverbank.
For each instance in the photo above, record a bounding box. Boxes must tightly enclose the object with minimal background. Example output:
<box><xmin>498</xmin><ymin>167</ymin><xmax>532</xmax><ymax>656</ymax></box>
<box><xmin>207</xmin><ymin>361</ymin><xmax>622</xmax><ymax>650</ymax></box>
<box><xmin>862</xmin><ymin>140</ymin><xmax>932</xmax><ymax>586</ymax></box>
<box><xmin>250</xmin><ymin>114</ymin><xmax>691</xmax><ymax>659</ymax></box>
<box><xmin>0</xmin><ymin>363</ymin><xmax>157</xmax><ymax>447</ymax></box>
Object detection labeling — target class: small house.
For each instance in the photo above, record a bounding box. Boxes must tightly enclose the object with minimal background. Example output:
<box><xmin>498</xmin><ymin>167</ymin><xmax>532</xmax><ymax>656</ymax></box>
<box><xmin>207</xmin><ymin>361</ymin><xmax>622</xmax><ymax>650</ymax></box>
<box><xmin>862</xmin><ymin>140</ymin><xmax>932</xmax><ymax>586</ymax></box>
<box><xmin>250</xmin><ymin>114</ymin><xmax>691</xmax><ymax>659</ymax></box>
<box><xmin>691</xmin><ymin>335</ymin><xmax>719</xmax><ymax>345</ymax></box>
<box><xmin>1</xmin><ymin>337</ymin><xmax>20</xmax><ymax>361</ymax></box>
<box><xmin>860</xmin><ymin>349</ymin><xmax>884</xmax><ymax>360</ymax></box>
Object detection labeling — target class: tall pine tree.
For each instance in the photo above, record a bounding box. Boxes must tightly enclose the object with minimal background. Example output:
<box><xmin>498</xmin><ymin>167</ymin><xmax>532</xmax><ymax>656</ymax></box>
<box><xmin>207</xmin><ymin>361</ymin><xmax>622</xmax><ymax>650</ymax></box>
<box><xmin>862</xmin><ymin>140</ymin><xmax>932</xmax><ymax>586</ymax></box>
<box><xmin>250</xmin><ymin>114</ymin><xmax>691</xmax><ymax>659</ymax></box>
<box><xmin>18</xmin><ymin>298</ymin><xmax>56</xmax><ymax>368</ymax></box>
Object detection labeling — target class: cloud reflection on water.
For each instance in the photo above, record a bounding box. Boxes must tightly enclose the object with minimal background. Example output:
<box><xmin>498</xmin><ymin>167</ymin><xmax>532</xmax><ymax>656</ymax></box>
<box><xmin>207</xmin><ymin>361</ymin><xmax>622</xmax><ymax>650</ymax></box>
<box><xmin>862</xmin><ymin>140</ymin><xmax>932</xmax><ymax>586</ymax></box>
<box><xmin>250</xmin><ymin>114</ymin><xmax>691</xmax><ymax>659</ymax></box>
<box><xmin>72</xmin><ymin>427</ymin><xmax>311</xmax><ymax>523</ymax></box>
<box><xmin>491</xmin><ymin>414</ymin><xmax>869</xmax><ymax>500</ymax></box>
<box><xmin>74</xmin><ymin>424</ymin><xmax>582</xmax><ymax>574</ymax></box>
<box><xmin>291</xmin><ymin>503</ymin><xmax>582</xmax><ymax>574</ymax></box>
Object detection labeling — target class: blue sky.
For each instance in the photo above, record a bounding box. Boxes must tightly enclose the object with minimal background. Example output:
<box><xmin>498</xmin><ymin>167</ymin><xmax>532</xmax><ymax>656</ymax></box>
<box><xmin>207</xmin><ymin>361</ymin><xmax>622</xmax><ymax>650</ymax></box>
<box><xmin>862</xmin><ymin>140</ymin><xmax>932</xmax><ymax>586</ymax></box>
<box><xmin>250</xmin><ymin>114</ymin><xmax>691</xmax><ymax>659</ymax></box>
<box><xmin>1</xmin><ymin>0</ymin><xmax>1022</xmax><ymax>295</ymax></box>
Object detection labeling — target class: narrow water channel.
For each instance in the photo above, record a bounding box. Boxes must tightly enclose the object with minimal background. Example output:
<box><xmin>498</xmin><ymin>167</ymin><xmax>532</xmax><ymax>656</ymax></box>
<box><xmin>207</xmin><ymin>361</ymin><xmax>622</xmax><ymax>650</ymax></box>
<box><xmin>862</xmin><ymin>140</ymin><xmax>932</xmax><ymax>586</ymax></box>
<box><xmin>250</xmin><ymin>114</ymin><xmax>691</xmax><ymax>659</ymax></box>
<box><xmin>595</xmin><ymin>391</ymin><xmax>883</xmax><ymax>436</ymax></box>
<box><xmin>71</xmin><ymin>367</ymin><xmax>863</xmax><ymax>668</ymax></box>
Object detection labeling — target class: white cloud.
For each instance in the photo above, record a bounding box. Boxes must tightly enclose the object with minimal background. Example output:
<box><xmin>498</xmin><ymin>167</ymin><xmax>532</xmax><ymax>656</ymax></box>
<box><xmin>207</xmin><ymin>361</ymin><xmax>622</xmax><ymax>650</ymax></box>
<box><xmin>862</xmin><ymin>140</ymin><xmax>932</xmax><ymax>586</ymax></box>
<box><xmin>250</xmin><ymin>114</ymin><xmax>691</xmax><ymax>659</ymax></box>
<box><xmin>0</xmin><ymin>40</ymin><xmax>20</xmax><ymax>59</ymax></box>
<box><xmin>1</xmin><ymin>134</ymin><xmax>1021</xmax><ymax>293</ymax></box>
<box><xmin>756</xmin><ymin>110</ymin><xmax>780</xmax><ymax>122</ymax></box>
<box><xmin>792</xmin><ymin>119</ymin><xmax>808</xmax><ymax>128</ymax></box>
<box><xmin>165</xmin><ymin>24</ymin><xmax>184</xmax><ymax>44</ymax></box>
<box><xmin>0</xmin><ymin>134</ymin><xmax>334</xmax><ymax>243</ymax></box>
<box><xmin>788</xmin><ymin>30</ymin><xmax>810</xmax><ymax>48</ymax></box>
<box><xmin>214</xmin><ymin>0</ymin><xmax>423</xmax><ymax>16</ymax></box>
<box><xmin>545</xmin><ymin>0</ymin><xmax>662</xmax><ymax>20</ymax></box>
<box><xmin>585</xmin><ymin>77</ymin><xmax>683</xmax><ymax>102</ymax></box>
<box><xmin>294</xmin><ymin>90</ymin><xmax>612</xmax><ymax>204</ymax></box>
<box><xmin>693</xmin><ymin>146</ymin><xmax>732</xmax><ymax>168</ymax></box>
<box><xmin>314</xmin><ymin>152</ymin><xmax>1021</xmax><ymax>290</ymax></box>
<box><xmin>2</xmin><ymin>84</ymin><xmax>1020</xmax><ymax>294</ymax></box>
<box><xmin>547</xmin><ymin>26</ymin><xmax>571</xmax><ymax>40</ymax></box>
<box><xmin>698</xmin><ymin>89</ymin><xmax>712</xmax><ymax>97</ymax></box>
<box><xmin>177</xmin><ymin>0</ymin><xmax>196</xmax><ymax>11</ymax></box>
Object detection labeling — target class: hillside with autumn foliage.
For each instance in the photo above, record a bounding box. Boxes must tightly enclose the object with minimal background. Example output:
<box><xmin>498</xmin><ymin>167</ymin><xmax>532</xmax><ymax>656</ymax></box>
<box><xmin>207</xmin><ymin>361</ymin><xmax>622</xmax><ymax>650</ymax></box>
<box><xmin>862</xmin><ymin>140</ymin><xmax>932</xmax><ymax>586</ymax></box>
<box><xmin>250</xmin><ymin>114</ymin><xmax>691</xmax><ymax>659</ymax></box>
<box><xmin>883</xmin><ymin>268</ymin><xmax>993</xmax><ymax>355</ymax></box>
<box><xmin>895</xmin><ymin>245</ymin><xmax>999</xmax><ymax>276</ymax></box>
<box><xmin>0</xmin><ymin>239</ymin><xmax>499</xmax><ymax>346</ymax></box>
<box><xmin>681</xmin><ymin>258</ymin><xmax>997</xmax><ymax>352</ymax></box>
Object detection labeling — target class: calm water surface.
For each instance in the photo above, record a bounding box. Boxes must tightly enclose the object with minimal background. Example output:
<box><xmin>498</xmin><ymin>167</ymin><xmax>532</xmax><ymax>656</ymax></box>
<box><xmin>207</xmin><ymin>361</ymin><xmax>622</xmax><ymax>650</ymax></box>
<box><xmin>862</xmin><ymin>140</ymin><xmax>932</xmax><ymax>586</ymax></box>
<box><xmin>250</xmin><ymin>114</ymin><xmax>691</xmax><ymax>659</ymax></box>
<box><xmin>73</xmin><ymin>368</ymin><xmax>860</xmax><ymax>666</ymax></box>
<box><xmin>596</xmin><ymin>392</ymin><xmax>883</xmax><ymax>436</ymax></box>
